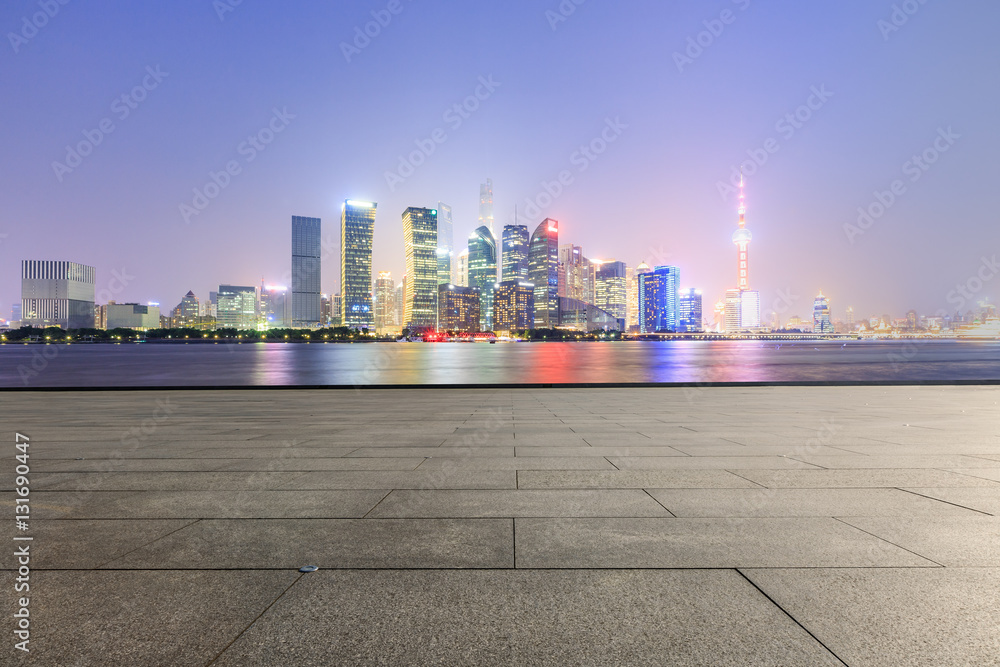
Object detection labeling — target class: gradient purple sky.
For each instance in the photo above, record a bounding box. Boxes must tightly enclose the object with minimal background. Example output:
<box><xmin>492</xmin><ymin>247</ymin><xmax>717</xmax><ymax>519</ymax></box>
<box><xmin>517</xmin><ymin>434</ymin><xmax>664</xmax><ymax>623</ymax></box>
<box><xmin>2</xmin><ymin>0</ymin><xmax>998</xmax><ymax>322</ymax></box>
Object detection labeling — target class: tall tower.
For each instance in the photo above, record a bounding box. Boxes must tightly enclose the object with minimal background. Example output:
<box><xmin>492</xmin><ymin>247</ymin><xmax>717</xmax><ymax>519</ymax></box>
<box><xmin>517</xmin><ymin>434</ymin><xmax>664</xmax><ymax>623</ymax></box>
<box><xmin>340</xmin><ymin>201</ymin><xmax>376</xmax><ymax>330</ymax></box>
<box><xmin>478</xmin><ymin>178</ymin><xmax>494</xmax><ymax>235</ymax></box>
<box><xmin>402</xmin><ymin>206</ymin><xmax>438</xmax><ymax>330</ymax></box>
<box><xmin>291</xmin><ymin>216</ymin><xmax>322</xmax><ymax>328</ymax></box>
<box><xmin>732</xmin><ymin>174</ymin><xmax>752</xmax><ymax>291</ymax></box>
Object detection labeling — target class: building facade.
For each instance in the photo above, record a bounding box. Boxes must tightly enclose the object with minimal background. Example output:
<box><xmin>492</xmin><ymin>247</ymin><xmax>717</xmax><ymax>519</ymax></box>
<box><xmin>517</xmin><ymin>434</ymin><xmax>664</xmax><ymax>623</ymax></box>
<box><xmin>501</xmin><ymin>224</ymin><xmax>529</xmax><ymax>281</ymax></box>
<box><xmin>468</xmin><ymin>225</ymin><xmax>497</xmax><ymax>330</ymax></box>
<box><xmin>217</xmin><ymin>284</ymin><xmax>258</xmax><ymax>329</ymax></box>
<box><xmin>20</xmin><ymin>260</ymin><xmax>96</xmax><ymax>329</ymax></box>
<box><xmin>374</xmin><ymin>271</ymin><xmax>395</xmax><ymax>333</ymax></box>
<box><xmin>437</xmin><ymin>284</ymin><xmax>480</xmax><ymax>332</ymax></box>
<box><xmin>638</xmin><ymin>265</ymin><xmax>680</xmax><ymax>333</ymax></box>
<box><xmin>341</xmin><ymin>200</ymin><xmax>376</xmax><ymax>329</ymax></box>
<box><xmin>813</xmin><ymin>292</ymin><xmax>833</xmax><ymax>333</ymax></box>
<box><xmin>402</xmin><ymin>206</ymin><xmax>438</xmax><ymax>330</ymax></box>
<box><xmin>678</xmin><ymin>288</ymin><xmax>703</xmax><ymax>333</ymax></box>
<box><xmin>493</xmin><ymin>280</ymin><xmax>534</xmax><ymax>333</ymax></box>
<box><xmin>107</xmin><ymin>303</ymin><xmax>161</xmax><ymax>331</ymax></box>
<box><xmin>528</xmin><ymin>218</ymin><xmax>559</xmax><ymax>328</ymax></box>
<box><xmin>260</xmin><ymin>285</ymin><xmax>290</xmax><ymax>329</ymax></box>
<box><xmin>478</xmin><ymin>178</ymin><xmax>494</xmax><ymax>235</ymax></box>
<box><xmin>594</xmin><ymin>260</ymin><xmax>627</xmax><ymax>329</ymax></box>
<box><xmin>291</xmin><ymin>215</ymin><xmax>321</xmax><ymax>328</ymax></box>
<box><xmin>437</xmin><ymin>201</ymin><xmax>454</xmax><ymax>284</ymax></box>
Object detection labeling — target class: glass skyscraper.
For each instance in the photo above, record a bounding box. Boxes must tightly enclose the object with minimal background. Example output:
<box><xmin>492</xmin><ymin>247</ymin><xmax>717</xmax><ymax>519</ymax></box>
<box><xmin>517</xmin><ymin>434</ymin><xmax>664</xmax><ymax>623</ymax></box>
<box><xmin>528</xmin><ymin>218</ymin><xmax>559</xmax><ymax>328</ymax></box>
<box><xmin>468</xmin><ymin>225</ymin><xmax>497</xmax><ymax>330</ymax></box>
<box><xmin>493</xmin><ymin>280</ymin><xmax>534</xmax><ymax>333</ymax></box>
<box><xmin>678</xmin><ymin>288</ymin><xmax>703</xmax><ymax>332</ymax></box>
<box><xmin>437</xmin><ymin>201</ymin><xmax>454</xmax><ymax>283</ymax></box>
<box><xmin>291</xmin><ymin>216</ymin><xmax>321</xmax><ymax>328</ymax></box>
<box><xmin>638</xmin><ymin>265</ymin><xmax>680</xmax><ymax>333</ymax></box>
<box><xmin>478</xmin><ymin>178</ymin><xmax>494</xmax><ymax>235</ymax></box>
<box><xmin>594</xmin><ymin>260</ymin><xmax>627</xmax><ymax>328</ymax></box>
<box><xmin>501</xmin><ymin>224</ymin><xmax>529</xmax><ymax>281</ymax></box>
<box><xmin>340</xmin><ymin>200</ymin><xmax>376</xmax><ymax>330</ymax></box>
<box><xmin>374</xmin><ymin>271</ymin><xmax>395</xmax><ymax>333</ymax></box>
<box><xmin>813</xmin><ymin>292</ymin><xmax>833</xmax><ymax>333</ymax></box>
<box><xmin>217</xmin><ymin>284</ymin><xmax>258</xmax><ymax>329</ymax></box>
<box><xmin>402</xmin><ymin>207</ymin><xmax>438</xmax><ymax>329</ymax></box>
<box><xmin>438</xmin><ymin>284</ymin><xmax>480</xmax><ymax>332</ymax></box>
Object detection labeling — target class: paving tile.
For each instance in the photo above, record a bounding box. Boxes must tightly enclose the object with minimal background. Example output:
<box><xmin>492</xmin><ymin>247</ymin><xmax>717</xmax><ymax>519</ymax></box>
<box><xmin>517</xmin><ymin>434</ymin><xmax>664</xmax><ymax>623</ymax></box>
<box><xmin>671</xmin><ymin>444</ymin><xmax>855</xmax><ymax>457</ymax></box>
<box><xmin>607</xmin><ymin>455</ymin><xmax>819</xmax><ymax>470</ymax></box>
<box><xmin>213</xmin><ymin>457</ymin><xmax>425</xmax><ymax>471</ymax></box>
<box><xmin>732</xmin><ymin>469</ymin><xmax>1000</xmax><ymax>488</ymax></box>
<box><xmin>838</xmin><ymin>516</ymin><xmax>1000</xmax><ymax>566</ymax></box>
<box><xmin>24</xmin><ymin>489</ymin><xmax>388</xmax><ymax>519</ymax></box>
<box><xmin>347</xmin><ymin>447</ymin><xmax>514</xmax><ymax>458</ymax></box>
<box><xmin>367</xmin><ymin>489</ymin><xmax>671</xmax><ymax>518</ymax></box>
<box><xmin>647</xmin><ymin>488</ymin><xmax>984</xmax><ymax>518</ymax></box>
<box><xmin>515</xmin><ymin>518</ymin><xmax>936</xmax><ymax>568</ymax></box>
<box><xmin>516</xmin><ymin>470</ymin><xmax>761</xmax><ymax>489</ymax></box>
<box><xmin>4</xmin><ymin>519</ymin><xmax>193</xmax><ymax>569</ymax></box>
<box><xmin>0</xmin><ymin>570</ymin><xmax>298</xmax><ymax>666</ymax></box>
<box><xmin>945</xmin><ymin>468</ymin><xmax>1000</xmax><ymax>482</ymax></box>
<box><xmin>212</xmin><ymin>570</ymin><xmax>842</xmax><ymax>666</ymax></box>
<box><xmin>789</xmin><ymin>455</ymin><xmax>1000</xmax><ymax>469</ymax></box>
<box><xmin>104</xmin><ymin>518</ymin><xmax>513</xmax><ymax>569</ymax></box>
<box><xmin>277</xmin><ymin>470</ymin><xmax>516</xmax><ymax>490</ymax></box>
<box><xmin>417</xmin><ymin>456</ymin><xmax>615</xmax><ymax>470</ymax></box>
<box><xmin>514</xmin><ymin>446</ymin><xmax>687</xmax><ymax>457</ymax></box>
<box><xmin>27</xmin><ymin>471</ymin><xmax>308</xmax><ymax>492</ymax></box>
<box><xmin>744</xmin><ymin>568</ymin><xmax>1000</xmax><ymax>667</ymax></box>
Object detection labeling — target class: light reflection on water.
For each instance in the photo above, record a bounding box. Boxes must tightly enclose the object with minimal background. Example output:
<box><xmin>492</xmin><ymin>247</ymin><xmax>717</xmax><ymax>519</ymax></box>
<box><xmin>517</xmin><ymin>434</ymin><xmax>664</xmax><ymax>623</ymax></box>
<box><xmin>2</xmin><ymin>340</ymin><xmax>1000</xmax><ymax>387</ymax></box>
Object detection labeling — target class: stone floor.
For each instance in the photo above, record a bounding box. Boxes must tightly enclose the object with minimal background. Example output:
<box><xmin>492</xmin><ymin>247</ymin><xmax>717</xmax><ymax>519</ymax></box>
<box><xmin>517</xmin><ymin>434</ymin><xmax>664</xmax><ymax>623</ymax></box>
<box><xmin>3</xmin><ymin>385</ymin><xmax>1000</xmax><ymax>665</ymax></box>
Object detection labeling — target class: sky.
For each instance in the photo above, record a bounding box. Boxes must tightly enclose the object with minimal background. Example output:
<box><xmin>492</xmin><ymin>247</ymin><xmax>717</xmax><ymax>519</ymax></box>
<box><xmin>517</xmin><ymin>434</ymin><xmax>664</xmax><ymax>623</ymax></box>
<box><xmin>2</xmin><ymin>0</ymin><xmax>999</xmax><ymax>322</ymax></box>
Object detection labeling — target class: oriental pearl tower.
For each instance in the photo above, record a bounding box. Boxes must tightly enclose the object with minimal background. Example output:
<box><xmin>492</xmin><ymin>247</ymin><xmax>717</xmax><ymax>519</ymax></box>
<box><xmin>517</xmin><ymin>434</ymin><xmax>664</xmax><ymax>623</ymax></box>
<box><xmin>732</xmin><ymin>174</ymin><xmax>752</xmax><ymax>291</ymax></box>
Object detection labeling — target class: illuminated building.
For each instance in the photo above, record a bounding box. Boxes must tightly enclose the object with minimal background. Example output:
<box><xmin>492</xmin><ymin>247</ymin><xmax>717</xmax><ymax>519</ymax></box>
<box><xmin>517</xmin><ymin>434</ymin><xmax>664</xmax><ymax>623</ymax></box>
<box><xmin>456</xmin><ymin>249</ymin><xmax>469</xmax><ymax>287</ymax></box>
<box><xmin>468</xmin><ymin>226</ymin><xmax>497</xmax><ymax>330</ymax></box>
<box><xmin>740</xmin><ymin>290</ymin><xmax>761</xmax><ymax>329</ymax></box>
<box><xmin>331</xmin><ymin>294</ymin><xmax>342</xmax><ymax>327</ymax></box>
<box><xmin>437</xmin><ymin>201</ymin><xmax>454</xmax><ymax>283</ymax></box>
<box><xmin>107</xmin><ymin>303</ymin><xmax>160</xmax><ymax>331</ymax></box>
<box><xmin>394</xmin><ymin>280</ymin><xmax>404</xmax><ymax>328</ymax></box>
<box><xmin>478</xmin><ymin>178</ymin><xmax>494</xmax><ymax>235</ymax></box>
<box><xmin>402</xmin><ymin>207</ymin><xmax>438</xmax><ymax>330</ymax></box>
<box><xmin>559</xmin><ymin>244</ymin><xmax>590</xmax><ymax>303</ymax></box>
<box><xmin>846</xmin><ymin>306</ymin><xmax>855</xmax><ymax>331</ymax></box>
<box><xmin>733</xmin><ymin>174</ymin><xmax>752</xmax><ymax>291</ymax></box>
<box><xmin>724</xmin><ymin>289</ymin><xmax>742</xmax><ymax>333</ymax></box>
<box><xmin>678</xmin><ymin>288</ymin><xmax>703</xmax><ymax>332</ymax></box>
<box><xmin>594</xmin><ymin>260</ymin><xmax>627</xmax><ymax>329</ymax></box>
<box><xmin>438</xmin><ymin>284</ymin><xmax>480</xmax><ymax>332</ymax></box>
<box><xmin>259</xmin><ymin>285</ymin><xmax>290</xmax><ymax>328</ymax></box>
<box><xmin>493</xmin><ymin>280</ymin><xmax>534</xmax><ymax>332</ymax></box>
<box><xmin>20</xmin><ymin>260</ymin><xmax>95</xmax><ymax>329</ymax></box>
<box><xmin>528</xmin><ymin>218</ymin><xmax>559</xmax><ymax>327</ymax></box>
<box><xmin>291</xmin><ymin>215</ymin><xmax>321</xmax><ymax>328</ymax></box>
<box><xmin>217</xmin><ymin>285</ymin><xmax>258</xmax><ymax>329</ymax></box>
<box><xmin>501</xmin><ymin>224</ymin><xmax>529</xmax><ymax>281</ymax></box>
<box><xmin>341</xmin><ymin>200</ymin><xmax>376</xmax><ymax>330</ymax></box>
<box><xmin>374</xmin><ymin>271</ymin><xmax>395</xmax><ymax>333</ymax></box>
<box><xmin>558</xmin><ymin>298</ymin><xmax>622</xmax><ymax>332</ymax></box>
<box><xmin>627</xmin><ymin>262</ymin><xmax>650</xmax><ymax>332</ymax></box>
<box><xmin>170</xmin><ymin>290</ymin><xmax>200</xmax><ymax>328</ymax></box>
<box><xmin>638</xmin><ymin>266</ymin><xmax>680</xmax><ymax>333</ymax></box>
<box><xmin>813</xmin><ymin>292</ymin><xmax>833</xmax><ymax>333</ymax></box>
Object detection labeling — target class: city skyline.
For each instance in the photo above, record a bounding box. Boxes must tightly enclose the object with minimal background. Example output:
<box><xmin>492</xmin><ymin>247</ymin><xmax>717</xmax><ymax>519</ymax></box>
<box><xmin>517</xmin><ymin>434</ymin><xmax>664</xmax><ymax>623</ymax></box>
<box><xmin>2</xmin><ymin>2</ymin><xmax>998</xmax><ymax>321</ymax></box>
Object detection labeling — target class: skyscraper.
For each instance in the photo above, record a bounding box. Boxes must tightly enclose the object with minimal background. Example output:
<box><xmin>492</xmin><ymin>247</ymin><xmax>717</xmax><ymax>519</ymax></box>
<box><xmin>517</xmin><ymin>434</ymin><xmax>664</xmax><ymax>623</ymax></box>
<box><xmin>468</xmin><ymin>225</ymin><xmax>497</xmax><ymax>330</ymax></box>
<box><xmin>170</xmin><ymin>290</ymin><xmax>200</xmax><ymax>328</ymax></box>
<box><xmin>374</xmin><ymin>271</ymin><xmax>395</xmax><ymax>334</ymax></box>
<box><xmin>638</xmin><ymin>265</ymin><xmax>680</xmax><ymax>333</ymax></box>
<box><xmin>724</xmin><ymin>289</ymin><xmax>742</xmax><ymax>333</ymax></box>
<box><xmin>740</xmin><ymin>291</ymin><xmax>761</xmax><ymax>329</ymax></box>
<box><xmin>478</xmin><ymin>178</ymin><xmax>494</xmax><ymax>235</ymax></box>
<box><xmin>501</xmin><ymin>224</ymin><xmax>529</xmax><ymax>281</ymax></box>
<box><xmin>291</xmin><ymin>215</ymin><xmax>321</xmax><ymax>328</ymax></box>
<box><xmin>437</xmin><ymin>284</ymin><xmax>480</xmax><ymax>332</ymax></box>
<box><xmin>259</xmin><ymin>285</ymin><xmax>290</xmax><ymax>329</ymax></box>
<box><xmin>558</xmin><ymin>244</ymin><xmax>590</xmax><ymax>303</ymax></box>
<box><xmin>594</xmin><ymin>260</ymin><xmax>627</xmax><ymax>328</ymax></box>
<box><xmin>20</xmin><ymin>260</ymin><xmax>96</xmax><ymax>329</ymax></box>
<box><xmin>678</xmin><ymin>288</ymin><xmax>704</xmax><ymax>333</ymax></box>
<box><xmin>402</xmin><ymin>207</ymin><xmax>438</xmax><ymax>329</ymax></box>
<box><xmin>627</xmin><ymin>262</ymin><xmax>650</xmax><ymax>332</ymax></box>
<box><xmin>456</xmin><ymin>249</ymin><xmax>469</xmax><ymax>287</ymax></box>
<box><xmin>733</xmin><ymin>174</ymin><xmax>752</xmax><ymax>292</ymax></box>
<box><xmin>813</xmin><ymin>292</ymin><xmax>833</xmax><ymax>333</ymax></box>
<box><xmin>341</xmin><ymin>200</ymin><xmax>376</xmax><ymax>330</ymax></box>
<box><xmin>528</xmin><ymin>218</ymin><xmax>559</xmax><ymax>327</ymax></box>
<box><xmin>436</xmin><ymin>201</ymin><xmax>454</xmax><ymax>283</ymax></box>
<box><xmin>493</xmin><ymin>280</ymin><xmax>535</xmax><ymax>333</ymax></box>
